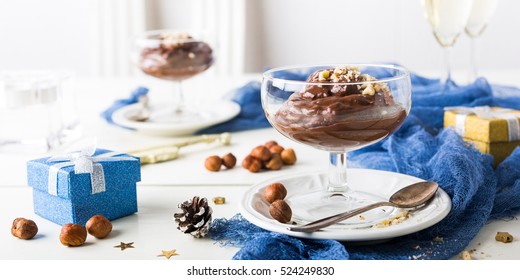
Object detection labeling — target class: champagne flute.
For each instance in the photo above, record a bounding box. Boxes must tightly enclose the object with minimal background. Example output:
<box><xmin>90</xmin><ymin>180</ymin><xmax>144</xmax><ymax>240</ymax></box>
<box><xmin>465</xmin><ymin>0</ymin><xmax>498</xmax><ymax>82</ymax></box>
<box><xmin>422</xmin><ymin>0</ymin><xmax>474</xmax><ymax>89</ymax></box>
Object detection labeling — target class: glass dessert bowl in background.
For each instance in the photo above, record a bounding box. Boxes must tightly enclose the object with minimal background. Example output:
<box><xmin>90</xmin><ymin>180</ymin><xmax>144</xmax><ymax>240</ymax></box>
<box><xmin>261</xmin><ymin>64</ymin><xmax>412</xmax><ymax>226</ymax></box>
<box><xmin>131</xmin><ymin>29</ymin><xmax>215</xmax><ymax>123</ymax></box>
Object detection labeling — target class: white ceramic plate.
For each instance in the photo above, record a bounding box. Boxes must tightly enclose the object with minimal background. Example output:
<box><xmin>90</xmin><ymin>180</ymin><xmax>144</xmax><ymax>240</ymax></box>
<box><xmin>240</xmin><ymin>169</ymin><xmax>451</xmax><ymax>242</ymax></box>
<box><xmin>111</xmin><ymin>100</ymin><xmax>240</xmax><ymax>136</ymax></box>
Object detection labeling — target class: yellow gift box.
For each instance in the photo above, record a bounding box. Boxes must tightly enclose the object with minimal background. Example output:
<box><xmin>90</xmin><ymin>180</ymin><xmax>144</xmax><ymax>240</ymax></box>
<box><xmin>444</xmin><ymin>106</ymin><xmax>520</xmax><ymax>166</ymax></box>
<box><xmin>463</xmin><ymin>138</ymin><xmax>520</xmax><ymax>166</ymax></box>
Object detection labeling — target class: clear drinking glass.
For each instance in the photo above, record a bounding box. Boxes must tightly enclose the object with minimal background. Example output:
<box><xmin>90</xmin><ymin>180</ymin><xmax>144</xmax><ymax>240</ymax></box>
<box><xmin>422</xmin><ymin>0</ymin><xmax>474</xmax><ymax>88</ymax></box>
<box><xmin>465</xmin><ymin>0</ymin><xmax>498</xmax><ymax>81</ymax></box>
<box><xmin>130</xmin><ymin>29</ymin><xmax>215</xmax><ymax>123</ymax></box>
<box><xmin>0</xmin><ymin>70</ymin><xmax>80</xmax><ymax>153</ymax></box>
<box><xmin>261</xmin><ymin>64</ymin><xmax>412</xmax><ymax>225</ymax></box>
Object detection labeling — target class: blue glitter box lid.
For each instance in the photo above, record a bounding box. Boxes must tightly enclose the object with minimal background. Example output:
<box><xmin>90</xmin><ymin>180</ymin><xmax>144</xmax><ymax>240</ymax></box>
<box><xmin>27</xmin><ymin>148</ymin><xmax>141</xmax><ymax>226</ymax></box>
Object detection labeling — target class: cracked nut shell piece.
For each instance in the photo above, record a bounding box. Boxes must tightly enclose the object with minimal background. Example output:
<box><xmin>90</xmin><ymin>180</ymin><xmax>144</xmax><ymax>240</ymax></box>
<box><xmin>269</xmin><ymin>200</ymin><xmax>292</xmax><ymax>223</ymax></box>
<box><xmin>60</xmin><ymin>223</ymin><xmax>87</xmax><ymax>247</ymax></box>
<box><xmin>11</xmin><ymin>218</ymin><xmax>38</xmax><ymax>240</ymax></box>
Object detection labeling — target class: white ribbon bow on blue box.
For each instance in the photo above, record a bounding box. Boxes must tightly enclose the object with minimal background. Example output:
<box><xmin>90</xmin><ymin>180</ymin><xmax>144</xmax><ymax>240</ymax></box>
<box><xmin>46</xmin><ymin>145</ymin><xmax>136</xmax><ymax>196</ymax></box>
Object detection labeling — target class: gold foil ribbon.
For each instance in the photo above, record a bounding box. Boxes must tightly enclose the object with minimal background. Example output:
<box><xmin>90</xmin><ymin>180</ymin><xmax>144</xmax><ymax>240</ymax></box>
<box><xmin>127</xmin><ymin>132</ymin><xmax>232</xmax><ymax>164</ymax></box>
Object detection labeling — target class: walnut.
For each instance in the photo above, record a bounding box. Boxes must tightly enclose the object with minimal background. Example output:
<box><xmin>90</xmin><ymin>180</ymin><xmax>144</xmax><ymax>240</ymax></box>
<box><xmin>495</xmin><ymin>232</ymin><xmax>513</xmax><ymax>243</ymax></box>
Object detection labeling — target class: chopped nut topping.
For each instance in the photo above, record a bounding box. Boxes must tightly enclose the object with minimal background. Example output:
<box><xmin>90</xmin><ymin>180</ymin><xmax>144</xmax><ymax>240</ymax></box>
<box><xmin>159</xmin><ymin>32</ymin><xmax>193</xmax><ymax>48</ymax></box>
<box><xmin>333</xmin><ymin>66</ymin><xmax>348</xmax><ymax>75</ymax></box>
<box><xmin>316</xmin><ymin>65</ymin><xmax>390</xmax><ymax>96</ymax></box>
<box><xmin>461</xmin><ymin>250</ymin><xmax>472</xmax><ymax>260</ymax></box>
<box><xmin>495</xmin><ymin>231</ymin><xmax>513</xmax><ymax>243</ymax></box>
<box><xmin>432</xmin><ymin>236</ymin><xmax>444</xmax><ymax>243</ymax></box>
<box><xmin>318</xmin><ymin>70</ymin><xmax>330</xmax><ymax>81</ymax></box>
<box><xmin>372</xmin><ymin>210</ymin><xmax>409</xmax><ymax>228</ymax></box>
<box><xmin>362</xmin><ymin>84</ymin><xmax>375</xmax><ymax>96</ymax></box>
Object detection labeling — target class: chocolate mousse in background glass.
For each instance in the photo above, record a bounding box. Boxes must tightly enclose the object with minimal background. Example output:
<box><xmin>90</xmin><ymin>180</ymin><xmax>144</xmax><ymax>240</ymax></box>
<box><xmin>261</xmin><ymin>64</ymin><xmax>412</xmax><ymax>226</ymax></box>
<box><xmin>130</xmin><ymin>29</ymin><xmax>215</xmax><ymax>123</ymax></box>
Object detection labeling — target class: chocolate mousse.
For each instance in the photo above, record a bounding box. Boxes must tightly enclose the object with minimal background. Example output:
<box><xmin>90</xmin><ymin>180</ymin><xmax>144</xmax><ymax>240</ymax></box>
<box><xmin>272</xmin><ymin>66</ymin><xmax>407</xmax><ymax>151</ymax></box>
<box><xmin>139</xmin><ymin>32</ymin><xmax>214</xmax><ymax>80</ymax></box>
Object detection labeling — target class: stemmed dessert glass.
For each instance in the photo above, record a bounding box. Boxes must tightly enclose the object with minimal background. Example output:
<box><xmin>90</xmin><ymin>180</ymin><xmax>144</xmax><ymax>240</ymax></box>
<box><xmin>465</xmin><ymin>0</ymin><xmax>498</xmax><ymax>82</ymax></box>
<box><xmin>261</xmin><ymin>64</ymin><xmax>412</xmax><ymax>226</ymax></box>
<box><xmin>131</xmin><ymin>29</ymin><xmax>215</xmax><ymax>123</ymax></box>
<box><xmin>422</xmin><ymin>0</ymin><xmax>473</xmax><ymax>89</ymax></box>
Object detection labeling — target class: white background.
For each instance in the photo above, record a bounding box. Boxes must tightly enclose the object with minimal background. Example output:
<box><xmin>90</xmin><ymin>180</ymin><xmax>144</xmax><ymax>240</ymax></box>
<box><xmin>0</xmin><ymin>0</ymin><xmax>518</xmax><ymax>80</ymax></box>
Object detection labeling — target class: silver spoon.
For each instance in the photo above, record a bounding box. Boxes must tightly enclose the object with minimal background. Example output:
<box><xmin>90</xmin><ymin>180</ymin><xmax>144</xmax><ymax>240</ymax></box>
<box><xmin>288</xmin><ymin>181</ymin><xmax>439</xmax><ymax>233</ymax></box>
<box><xmin>128</xmin><ymin>95</ymin><xmax>150</xmax><ymax>122</ymax></box>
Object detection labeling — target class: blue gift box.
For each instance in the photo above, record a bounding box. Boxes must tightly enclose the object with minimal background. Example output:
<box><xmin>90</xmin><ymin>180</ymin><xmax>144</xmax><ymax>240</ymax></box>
<box><xmin>26</xmin><ymin>148</ymin><xmax>141</xmax><ymax>226</ymax></box>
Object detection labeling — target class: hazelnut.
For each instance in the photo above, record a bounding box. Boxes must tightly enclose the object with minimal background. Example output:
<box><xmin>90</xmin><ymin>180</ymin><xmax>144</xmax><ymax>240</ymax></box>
<box><xmin>242</xmin><ymin>155</ymin><xmax>262</xmax><ymax>173</ymax></box>
<box><xmin>269</xmin><ymin>200</ymin><xmax>292</xmax><ymax>223</ymax></box>
<box><xmin>221</xmin><ymin>153</ymin><xmax>237</xmax><ymax>169</ymax></box>
<box><xmin>60</xmin><ymin>223</ymin><xmax>87</xmax><ymax>247</ymax></box>
<box><xmin>264</xmin><ymin>140</ymin><xmax>278</xmax><ymax>148</ymax></box>
<box><xmin>268</xmin><ymin>144</ymin><xmax>284</xmax><ymax>155</ymax></box>
<box><xmin>86</xmin><ymin>215</ymin><xmax>112</xmax><ymax>239</ymax></box>
<box><xmin>11</xmin><ymin>218</ymin><xmax>38</xmax><ymax>240</ymax></box>
<box><xmin>264</xmin><ymin>183</ymin><xmax>287</xmax><ymax>203</ymax></box>
<box><xmin>250</xmin><ymin>145</ymin><xmax>271</xmax><ymax>162</ymax></box>
<box><xmin>205</xmin><ymin>155</ymin><xmax>222</xmax><ymax>172</ymax></box>
<box><xmin>280</xmin><ymin>148</ymin><xmax>297</xmax><ymax>165</ymax></box>
<box><xmin>265</xmin><ymin>153</ymin><xmax>283</xmax><ymax>170</ymax></box>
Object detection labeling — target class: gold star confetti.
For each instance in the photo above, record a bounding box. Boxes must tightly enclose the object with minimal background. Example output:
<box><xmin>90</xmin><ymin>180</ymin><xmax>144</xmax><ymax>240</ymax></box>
<box><xmin>157</xmin><ymin>249</ymin><xmax>180</xmax><ymax>259</ymax></box>
<box><xmin>114</xmin><ymin>242</ymin><xmax>134</xmax><ymax>251</ymax></box>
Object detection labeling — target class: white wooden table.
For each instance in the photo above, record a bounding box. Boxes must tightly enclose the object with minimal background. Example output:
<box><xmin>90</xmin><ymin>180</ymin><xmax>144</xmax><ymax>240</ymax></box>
<box><xmin>0</xmin><ymin>72</ymin><xmax>519</xmax><ymax>261</ymax></box>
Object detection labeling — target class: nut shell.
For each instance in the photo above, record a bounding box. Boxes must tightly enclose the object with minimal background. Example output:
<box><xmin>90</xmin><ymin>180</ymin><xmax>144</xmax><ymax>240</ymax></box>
<box><xmin>242</xmin><ymin>154</ymin><xmax>262</xmax><ymax>173</ymax></box>
<box><xmin>250</xmin><ymin>145</ymin><xmax>271</xmax><ymax>162</ymax></box>
<box><xmin>86</xmin><ymin>215</ymin><xmax>112</xmax><ymax>239</ymax></box>
<box><xmin>205</xmin><ymin>155</ymin><xmax>223</xmax><ymax>172</ymax></box>
<box><xmin>11</xmin><ymin>218</ymin><xmax>38</xmax><ymax>240</ymax></box>
<box><xmin>221</xmin><ymin>153</ymin><xmax>237</xmax><ymax>169</ymax></box>
<box><xmin>60</xmin><ymin>223</ymin><xmax>87</xmax><ymax>247</ymax></box>
<box><xmin>265</xmin><ymin>154</ymin><xmax>283</xmax><ymax>170</ymax></box>
<box><xmin>268</xmin><ymin>144</ymin><xmax>284</xmax><ymax>155</ymax></box>
<box><xmin>264</xmin><ymin>140</ymin><xmax>279</xmax><ymax>148</ymax></box>
<box><xmin>269</xmin><ymin>200</ymin><xmax>292</xmax><ymax>223</ymax></box>
<box><xmin>280</xmin><ymin>148</ymin><xmax>297</xmax><ymax>165</ymax></box>
<box><xmin>264</xmin><ymin>183</ymin><xmax>287</xmax><ymax>203</ymax></box>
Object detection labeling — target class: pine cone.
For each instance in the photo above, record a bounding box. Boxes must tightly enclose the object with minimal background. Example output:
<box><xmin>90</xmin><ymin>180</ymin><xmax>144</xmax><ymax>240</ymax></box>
<box><xmin>173</xmin><ymin>196</ymin><xmax>213</xmax><ymax>238</ymax></box>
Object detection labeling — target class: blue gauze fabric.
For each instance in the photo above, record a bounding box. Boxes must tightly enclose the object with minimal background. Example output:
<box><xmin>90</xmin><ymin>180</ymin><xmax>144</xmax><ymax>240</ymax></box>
<box><xmin>197</xmin><ymin>81</ymin><xmax>272</xmax><ymax>134</ymax></box>
<box><xmin>208</xmin><ymin>70</ymin><xmax>520</xmax><ymax>260</ymax></box>
<box><xmin>100</xmin><ymin>86</ymin><xmax>149</xmax><ymax>125</ymax></box>
<box><xmin>99</xmin><ymin>82</ymin><xmax>271</xmax><ymax>133</ymax></box>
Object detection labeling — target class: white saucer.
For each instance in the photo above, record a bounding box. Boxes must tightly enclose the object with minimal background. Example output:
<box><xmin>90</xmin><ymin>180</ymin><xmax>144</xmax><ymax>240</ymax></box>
<box><xmin>240</xmin><ymin>169</ymin><xmax>451</xmax><ymax>242</ymax></box>
<box><xmin>111</xmin><ymin>100</ymin><xmax>241</xmax><ymax>136</ymax></box>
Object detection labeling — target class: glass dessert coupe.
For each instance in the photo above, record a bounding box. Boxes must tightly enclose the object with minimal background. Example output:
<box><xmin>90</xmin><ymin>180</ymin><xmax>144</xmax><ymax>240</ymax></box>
<box><xmin>130</xmin><ymin>29</ymin><xmax>215</xmax><ymax>123</ymax></box>
<box><xmin>261</xmin><ymin>64</ymin><xmax>412</xmax><ymax>227</ymax></box>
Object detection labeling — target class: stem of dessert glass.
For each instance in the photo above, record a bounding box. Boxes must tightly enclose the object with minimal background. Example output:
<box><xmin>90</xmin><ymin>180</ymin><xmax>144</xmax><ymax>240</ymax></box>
<box><xmin>441</xmin><ymin>46</ymin><xmax>453</xmax><ymax>90</ymax></box>
<box><xmin>173</xmin><ymin>81</ymin><xmax>185</xmax><ymax>114</ymax></box>
<box><xmin>327</xmin><ymin>152</ymin><xmax>350</xmax><ymax>193</ymax></box>
<box><xmin>469</xmin><ymin>37</ymin><xmax>478</xmax><ymax>82</ymax></box>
